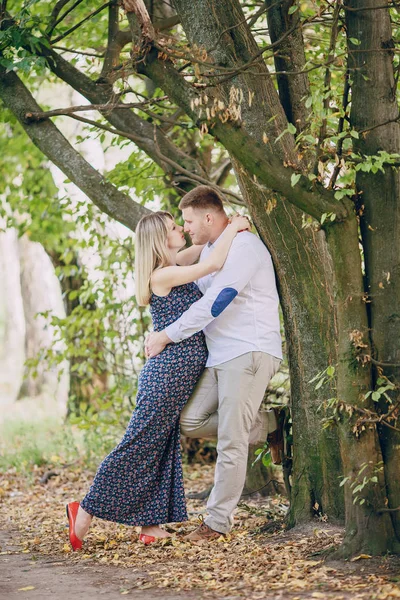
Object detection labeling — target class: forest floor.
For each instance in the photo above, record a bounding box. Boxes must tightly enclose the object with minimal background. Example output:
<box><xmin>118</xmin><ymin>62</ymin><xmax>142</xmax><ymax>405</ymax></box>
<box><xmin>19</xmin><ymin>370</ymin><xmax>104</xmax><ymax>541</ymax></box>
<box><xmin>1</xmin><ymin>463</ymin><xmax>400</xmax><ymax>600</ymax></box>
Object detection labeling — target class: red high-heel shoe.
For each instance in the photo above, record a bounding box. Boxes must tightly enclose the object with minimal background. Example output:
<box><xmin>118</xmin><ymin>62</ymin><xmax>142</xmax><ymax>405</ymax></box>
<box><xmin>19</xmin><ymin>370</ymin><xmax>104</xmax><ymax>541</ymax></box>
<box><xmin>66</xmin><ymin>502</ymin><xmax>83</xmax><ymax>551</ymax></box>
<box><xmin>139</xmin><ymin>533</ymin><xmax>156</xmax><ymax>545</ymax></box>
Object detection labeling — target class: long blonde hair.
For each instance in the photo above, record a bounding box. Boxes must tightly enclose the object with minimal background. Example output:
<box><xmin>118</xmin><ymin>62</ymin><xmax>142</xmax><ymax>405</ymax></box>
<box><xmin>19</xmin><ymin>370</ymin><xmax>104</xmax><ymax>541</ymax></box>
<box><xmin>135</xmin><ymin>211</ymin><xmax>173</xmax><ymax>306</ymax></box>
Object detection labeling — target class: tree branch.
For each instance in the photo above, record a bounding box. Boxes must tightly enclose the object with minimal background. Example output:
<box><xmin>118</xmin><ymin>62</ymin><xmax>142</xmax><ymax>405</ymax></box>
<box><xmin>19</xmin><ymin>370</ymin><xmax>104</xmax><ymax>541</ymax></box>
<box><xmin>30</xmin><ymin>109</ymin><xmax>243</xmax><ymax>204</ymax></box>
<box><xmin>329</xmin><ymin>68</ymin><xmax>351</xmax><ymax>189</ymax></box>
<box><xmin>122</xmin><ymin>0</ymin><xmax>156</xmax><ymax>43</ymax></box>
<box><xmin>377</xmin><ymin>506</ymin><xmax>400</xmax><ymax>513</ymax></box>
<box><xmin>32</xmin><ymin>41</ymin><xmax>208</xmax><ymax>187</ymax></box>
<box><xmin>265</xmin><ymin>0</ymin><xmax>311</xmax><ymax>131</ymax></box>
<box><xmin>136</xmin><ymin>45</ymin><xmax>351</xmax><ymax>221</ymax></box>
<box><xmin>51</xmin><ymin>2</ymin><xmax>113</xmax><ymax>45</ymax></box>
<box><xmin>315</xmin><ymin>1</ymin><xmax>342</xmax><ymax>168</ymax></box>
<box><xmin>0</xmin><ymin>64</ymin><xmax>149</xmax><ymax>231</ymax></box>
<box><xmin>53</xmin><ymin>45</ymin><xmax>105</xmax><ymax>58</ymax></box>
<box><xmin>100</xmin><ymin>0</ymin><xmax>122</xmax><ymax>80</ymax></box>
<box><xmin>47</xmin><ymin>0</ymin><xmax>85</xmax><ymax>36</ymax></box>
<box><xmin>24</xmin><ymin>99</ymin><xmax>170</xmax><ymax>120</ymax></box>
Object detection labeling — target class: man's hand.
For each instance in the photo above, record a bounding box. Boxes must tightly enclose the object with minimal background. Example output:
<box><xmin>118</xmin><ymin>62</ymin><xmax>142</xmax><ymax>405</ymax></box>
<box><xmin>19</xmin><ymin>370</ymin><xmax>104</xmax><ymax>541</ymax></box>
<box><xmin>145</xmin><ymin>330</ymin><xmax>171</xmax><ymax>358</ymax></box>
<box><xmin>228</xmin><ymin>214</ymin><xmax>252</xmax><ymax>232</ymax></box>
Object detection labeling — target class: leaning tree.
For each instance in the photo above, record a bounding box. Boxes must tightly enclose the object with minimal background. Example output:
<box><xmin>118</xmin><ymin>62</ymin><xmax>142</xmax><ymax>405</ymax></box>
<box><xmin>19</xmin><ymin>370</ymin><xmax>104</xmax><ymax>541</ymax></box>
<box><xmin>0</xmin><ymin>0</ymin><xmax>399</xmax><ymax>556</ymax></box>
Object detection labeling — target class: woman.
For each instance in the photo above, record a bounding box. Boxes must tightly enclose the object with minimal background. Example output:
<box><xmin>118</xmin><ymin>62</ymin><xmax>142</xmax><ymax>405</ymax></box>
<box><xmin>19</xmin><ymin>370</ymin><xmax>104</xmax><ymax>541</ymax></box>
<box><xmin>66</xmin><ymin>210</ymin><xmax>249</xmax><ymax>549</ymax></box>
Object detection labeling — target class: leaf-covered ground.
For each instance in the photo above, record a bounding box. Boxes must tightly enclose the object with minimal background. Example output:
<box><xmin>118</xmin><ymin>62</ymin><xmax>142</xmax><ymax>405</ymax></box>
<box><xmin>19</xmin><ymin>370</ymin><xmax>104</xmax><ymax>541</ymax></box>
<box><xmin>1</xmin><ymin>463</ymin><xmax>400</xmax><ymax>599</ymax></box>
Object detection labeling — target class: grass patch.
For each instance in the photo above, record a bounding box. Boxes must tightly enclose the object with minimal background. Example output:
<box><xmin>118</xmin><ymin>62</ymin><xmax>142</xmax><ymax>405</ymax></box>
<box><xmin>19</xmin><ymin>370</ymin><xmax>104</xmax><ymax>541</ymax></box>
<box><xmin>0</xmin><ymin>416</ymin><xmax>121</xmax><ymax>476</ymax></box>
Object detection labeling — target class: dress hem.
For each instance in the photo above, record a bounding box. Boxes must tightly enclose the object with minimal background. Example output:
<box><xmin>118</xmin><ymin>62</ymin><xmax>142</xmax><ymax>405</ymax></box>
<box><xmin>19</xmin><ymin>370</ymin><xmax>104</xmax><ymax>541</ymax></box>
<box><xmin>80</xmin><ymin>503</ymin><xmax>188</xmax><ymax>527</ymax></box>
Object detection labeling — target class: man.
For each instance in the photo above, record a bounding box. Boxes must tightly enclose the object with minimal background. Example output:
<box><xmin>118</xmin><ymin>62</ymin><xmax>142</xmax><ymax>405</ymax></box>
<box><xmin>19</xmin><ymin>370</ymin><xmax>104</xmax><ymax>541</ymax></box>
<box><xmin>145</xmin><ymin>186</ymin><xmax>283</xmax><ymax>541</ymax></box>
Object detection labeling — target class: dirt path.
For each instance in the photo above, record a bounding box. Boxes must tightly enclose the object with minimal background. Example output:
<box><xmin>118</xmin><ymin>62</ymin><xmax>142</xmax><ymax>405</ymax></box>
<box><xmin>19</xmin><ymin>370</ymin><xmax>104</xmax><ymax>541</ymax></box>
<box><xmin>0</xmin><ymin>528</ymin><xmax>203</xmax><ymax>600</ymax></box>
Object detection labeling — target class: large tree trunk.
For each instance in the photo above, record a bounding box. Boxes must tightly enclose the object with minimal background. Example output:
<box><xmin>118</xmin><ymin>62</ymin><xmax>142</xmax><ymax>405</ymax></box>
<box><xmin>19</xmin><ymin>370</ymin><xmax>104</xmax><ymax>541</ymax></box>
<box><xmin>326</xmin><ymin>218</ymin><xmax>398</xmax><ymax>556</ymax></box>
<box><xmin>346</xmin><ymin>0</ymin><xmax>400</xmax><ymax>540</ymax></box>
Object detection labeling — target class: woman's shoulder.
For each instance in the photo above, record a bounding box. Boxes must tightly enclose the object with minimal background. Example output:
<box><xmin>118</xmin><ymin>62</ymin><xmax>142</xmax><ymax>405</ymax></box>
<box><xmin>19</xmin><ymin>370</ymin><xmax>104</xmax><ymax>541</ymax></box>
<box><xmin>150</xmin><ymin>281</ymin><xmax>197</xmax><ymax>301</ymax></box>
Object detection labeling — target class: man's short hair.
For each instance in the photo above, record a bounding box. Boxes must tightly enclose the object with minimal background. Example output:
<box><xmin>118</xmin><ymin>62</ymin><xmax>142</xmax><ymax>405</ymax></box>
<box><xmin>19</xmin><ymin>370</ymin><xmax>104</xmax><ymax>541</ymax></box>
<box><xmin>179</xmin><ymin>186</ymin><xmax>224</xmax><ymax>212</ymax></box>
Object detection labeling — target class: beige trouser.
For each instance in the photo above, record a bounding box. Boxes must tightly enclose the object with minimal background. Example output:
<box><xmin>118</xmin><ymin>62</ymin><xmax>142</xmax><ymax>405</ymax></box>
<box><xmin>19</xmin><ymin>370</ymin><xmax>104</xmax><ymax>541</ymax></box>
<box><xmin>180</xmin><ymin>351</ymin><xmax>281</xmax><ymax>533</ymax></box>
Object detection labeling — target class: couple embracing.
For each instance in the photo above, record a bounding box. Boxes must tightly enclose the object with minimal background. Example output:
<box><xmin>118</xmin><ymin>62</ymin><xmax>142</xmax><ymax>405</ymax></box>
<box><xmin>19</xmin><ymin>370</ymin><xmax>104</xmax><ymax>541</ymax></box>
<box><xmin>66</xmin><ymin>186</ymin><xmax>282</xmax><ymax>549</ymax></box>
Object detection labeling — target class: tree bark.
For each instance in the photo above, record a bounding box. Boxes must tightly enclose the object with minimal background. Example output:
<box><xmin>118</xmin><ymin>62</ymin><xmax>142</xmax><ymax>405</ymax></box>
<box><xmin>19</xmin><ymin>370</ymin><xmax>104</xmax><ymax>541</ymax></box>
<box><xmin>345</xmin><ymin>0</ymin><xmax>400</xmax><ymax>540</ymax></box>
<box><xmin>265</xmin><ymin>0</ymin><xmax>311</xmax><ymax>131</ymax></box>
<box><xmin>326</xmin><ymin>218</ymin><xmax>399</xmax><ymax>556</ymax></box>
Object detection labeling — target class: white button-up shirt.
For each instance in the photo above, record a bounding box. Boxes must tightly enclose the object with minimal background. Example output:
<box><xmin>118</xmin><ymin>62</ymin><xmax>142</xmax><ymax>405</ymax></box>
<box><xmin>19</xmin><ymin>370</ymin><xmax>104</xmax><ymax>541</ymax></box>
<box><xmin>165</xmin><ymin>230</ymin><xmax>282</xmax><ymax>367</ymax></box>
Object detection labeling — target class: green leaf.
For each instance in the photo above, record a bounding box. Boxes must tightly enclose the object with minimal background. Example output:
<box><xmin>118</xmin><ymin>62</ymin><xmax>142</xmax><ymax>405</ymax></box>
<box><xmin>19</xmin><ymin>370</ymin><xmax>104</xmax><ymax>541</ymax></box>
<box><xmin>326</xmin><ymin>366</ymin><xmax>335</xmax><ymax>377</ymax></box>
<box><xmin>287</xmin><ymin>122</ymin><xmax>297</xmax><ymax>135</ymax></box>
<box><xmin>358</xmin><ymin>463</ymin><xmax>369</xmax><ymax>475</ymax></box>
<box><xmin>371</xmin><ymin>391</ymin><xmax>381</xmax><ymax>401</ymax></box>
<box><xmin>262</xmin><ymin>453</ymin><xmax>272</xmax><ymax>467</ymax></box>
<box><xmin>305</xmin><ymin>96</ymin><xmax>313</xmax><ymax>109</ymax></box>
<box><xmin>288</xmin><ymin>5</ymin><xmax>298</xmax><ymax>14</ymax></box>
<box><xmin>291</xmin><ymin>173</ymin><xmax>301</xmax><ymax>187</ymax></box>
<box><xmin>349</xmin><ymin>37</ymin><xmax>361</xmax><ymax>46</ymax></box>
<box><xmin>320</xmin><ymin>213</ymin><xmax>327</xmax><ymax>225</ymax></box>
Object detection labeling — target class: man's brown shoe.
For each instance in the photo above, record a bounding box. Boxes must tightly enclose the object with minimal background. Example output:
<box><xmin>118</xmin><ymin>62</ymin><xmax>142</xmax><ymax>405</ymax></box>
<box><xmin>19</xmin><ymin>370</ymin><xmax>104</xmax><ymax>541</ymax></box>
<box><xmin>183</xmin><ymin>518</ymin><xmax>224</xmax><ymax>542</ymax></box>
<box><xmin>267</xmin><ymin>407</ymin><xmax>285</xmax><ymax>465</ymax></box>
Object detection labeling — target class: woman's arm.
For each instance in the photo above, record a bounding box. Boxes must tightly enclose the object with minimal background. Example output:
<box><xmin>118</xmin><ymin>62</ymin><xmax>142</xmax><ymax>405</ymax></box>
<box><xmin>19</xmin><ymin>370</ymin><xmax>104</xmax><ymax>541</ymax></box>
<box><xmin>176</xmin><ymin>244</ymin><xmax>206</xmax><ymax>266</ymax></box>
<box><xmin>151</xmin><ymin>215</ymin><xmax>250</xmax><ymax>296</ymax></box>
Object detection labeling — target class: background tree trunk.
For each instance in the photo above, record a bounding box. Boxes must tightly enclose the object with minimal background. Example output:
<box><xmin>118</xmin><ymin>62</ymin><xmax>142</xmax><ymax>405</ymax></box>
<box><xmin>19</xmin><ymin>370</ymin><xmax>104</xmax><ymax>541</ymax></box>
<box><xmin>0</xmin><ymin>229</ymin><xmax>26</xmax><ymax>410</ymax></box>
<box><xmin>18</xmin><ymin>236</ymin><xmax>69</xmax><ymax>412</ymax></box>
<box><xmin>243</xmin><ymin>444</ymin><xmax>286</xmax><ymax>497</ymax></box>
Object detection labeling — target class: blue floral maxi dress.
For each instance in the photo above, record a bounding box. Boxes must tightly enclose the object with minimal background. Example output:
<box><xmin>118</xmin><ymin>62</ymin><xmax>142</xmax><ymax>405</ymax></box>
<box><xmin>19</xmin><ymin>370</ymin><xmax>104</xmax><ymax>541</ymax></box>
<box><xmin>80</xmin><ymin>283</ymin><xmax>207</xmax><ymax>526</ymax></box>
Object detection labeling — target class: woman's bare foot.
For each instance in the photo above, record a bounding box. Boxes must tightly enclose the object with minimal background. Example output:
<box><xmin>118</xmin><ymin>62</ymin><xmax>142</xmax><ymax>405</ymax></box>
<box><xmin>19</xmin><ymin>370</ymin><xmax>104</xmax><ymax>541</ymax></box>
<box><xmin>74</xmin><ymin>506</ymin><xmax>93</xmax><ymax>540</ymax></box>
<box><xmin>140</xmin><ymin>525</ymin><xmax>171</xmax><ymax>539</ymax></box>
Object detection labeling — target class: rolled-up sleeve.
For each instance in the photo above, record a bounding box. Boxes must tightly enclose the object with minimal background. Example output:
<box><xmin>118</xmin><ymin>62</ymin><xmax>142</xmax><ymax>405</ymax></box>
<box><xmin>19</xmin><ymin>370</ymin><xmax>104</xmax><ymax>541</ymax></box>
<box><xmin>165</xmin><ymin>240</ymin><xmax>261</xmax><ymax>343</ymax></box>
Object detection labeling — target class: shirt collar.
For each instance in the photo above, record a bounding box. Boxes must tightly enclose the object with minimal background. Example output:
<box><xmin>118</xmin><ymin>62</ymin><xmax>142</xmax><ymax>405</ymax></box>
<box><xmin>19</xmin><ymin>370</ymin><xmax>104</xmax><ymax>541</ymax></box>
<box><xmin>207</xmin><ymin>226</ymin><xmax>228</xmax><ymax>249</ymax></box>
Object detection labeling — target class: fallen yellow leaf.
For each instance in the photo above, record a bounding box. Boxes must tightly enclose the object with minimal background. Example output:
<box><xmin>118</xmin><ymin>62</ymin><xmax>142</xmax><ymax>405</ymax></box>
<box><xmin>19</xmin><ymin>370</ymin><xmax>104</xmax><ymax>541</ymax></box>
<box><xmin>18</xmin><ymin>587</ymin><xmax>35</xmax><ymax>592</ymax></box>
<box><xmin>350</xmin><ymin>554</ymin><xmax>372</xmax><ymax>562</ymax></box>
